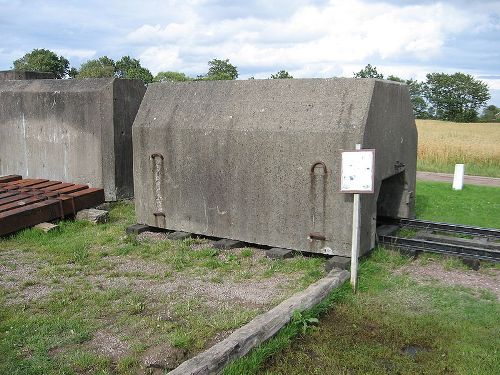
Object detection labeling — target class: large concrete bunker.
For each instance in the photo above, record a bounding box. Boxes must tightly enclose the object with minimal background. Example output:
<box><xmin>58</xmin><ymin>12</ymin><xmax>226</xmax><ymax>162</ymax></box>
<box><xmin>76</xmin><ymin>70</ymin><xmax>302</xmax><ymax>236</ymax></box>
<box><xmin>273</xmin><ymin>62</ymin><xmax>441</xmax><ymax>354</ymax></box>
<box><xmin>0</xmin><ymin>78</ymin><xmax>146</xmax><ymax>200</ymax></box>
<box><xmin>133</xmin><ymin>78</ymin><xmax>417</xmax><ymax>256</ymax></box>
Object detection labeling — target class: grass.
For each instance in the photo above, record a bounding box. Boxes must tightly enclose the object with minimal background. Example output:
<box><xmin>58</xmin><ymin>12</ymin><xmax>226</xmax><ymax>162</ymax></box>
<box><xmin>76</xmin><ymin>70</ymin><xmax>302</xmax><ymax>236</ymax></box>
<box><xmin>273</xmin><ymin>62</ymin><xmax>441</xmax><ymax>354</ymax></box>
<box><xmin>416</xmin><ymin>119</ymin><xmax>500</xmax><ymax>177</ymax></box>
<box><xmin>415</xmin><ymin>181</ymin><xmax>500</xmax><ymax>228</ymax></box>
<box><xmin>0</xmin><ymin>202</ymin><xmax>325</xmax><ymax>375</ymax></box>
<box><xmin>224</xmin><ymin>181</ymin><xmax>500</xmax><ymax>375</ymax></box>
<box><xmin>225</xmin><ymin>248</ymin><xmax>500</xmax><ymax>375</ymax></box>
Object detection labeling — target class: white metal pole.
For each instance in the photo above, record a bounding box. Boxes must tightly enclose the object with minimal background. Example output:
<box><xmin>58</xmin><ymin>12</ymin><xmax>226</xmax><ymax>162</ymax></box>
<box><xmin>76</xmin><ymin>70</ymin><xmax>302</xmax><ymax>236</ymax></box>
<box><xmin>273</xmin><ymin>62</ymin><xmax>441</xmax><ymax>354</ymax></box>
<box><xmin>350</xmin><ymin>143</ymin><xmax>362</xmax><ymax>292</ymax></box>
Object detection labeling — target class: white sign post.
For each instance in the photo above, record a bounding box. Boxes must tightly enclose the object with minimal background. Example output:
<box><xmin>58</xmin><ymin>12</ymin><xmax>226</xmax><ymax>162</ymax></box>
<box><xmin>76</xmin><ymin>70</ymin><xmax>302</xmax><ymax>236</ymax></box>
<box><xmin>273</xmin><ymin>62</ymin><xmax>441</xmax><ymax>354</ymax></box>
<box><xmin>452</xmin><ymin>164</ymin><xmax>465</xmax><ymax>190</ymax></box>
<box><xmin>340</xmin><ymin>145</ymin><xmax>375</xmax><ymax>292</ymax></box>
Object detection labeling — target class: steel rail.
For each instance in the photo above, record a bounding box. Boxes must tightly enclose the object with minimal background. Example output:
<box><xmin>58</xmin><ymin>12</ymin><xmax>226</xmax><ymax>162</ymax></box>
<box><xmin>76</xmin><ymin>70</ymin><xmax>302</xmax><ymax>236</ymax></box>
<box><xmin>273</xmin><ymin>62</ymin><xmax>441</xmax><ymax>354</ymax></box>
<box><xmin>378</xmin><ymin>235</ymin><xmax>500</xmax><ymax>262</ymax></box>
<box><xmin>377</xmin><ymin>217</ymin><xmax>500</xmax><ymax>239</ymax></box>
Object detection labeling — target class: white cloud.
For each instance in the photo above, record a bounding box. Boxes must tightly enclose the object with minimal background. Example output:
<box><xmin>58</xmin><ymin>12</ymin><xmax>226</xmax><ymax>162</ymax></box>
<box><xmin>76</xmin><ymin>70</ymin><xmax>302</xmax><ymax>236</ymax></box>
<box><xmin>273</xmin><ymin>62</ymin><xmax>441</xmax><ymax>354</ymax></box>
<box><xmin>138</xmin><ymin>46</ymin><xmax>183</xmax><ymax>73</ymax></box>
<box><xmin>482</xmin><ymin>78</ymin><xmax>500</xmax><ymax>91</ymax></box>
<box><xmin>54</xmin><ymin>48</ymin><xmax>96</xmax><ymax>59</ymax></box>
<box><xmin>127</xmin><ymin>0</ymin><xmax>483</xmax><ymax>75</ymax></box>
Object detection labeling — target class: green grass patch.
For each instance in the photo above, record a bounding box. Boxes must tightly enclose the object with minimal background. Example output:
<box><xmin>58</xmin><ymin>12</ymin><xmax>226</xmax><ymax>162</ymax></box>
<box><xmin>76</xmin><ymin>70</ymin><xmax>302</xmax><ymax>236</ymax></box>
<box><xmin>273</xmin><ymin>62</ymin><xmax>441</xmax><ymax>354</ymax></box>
<box><xmin>0</xmin><ymin>201</ymin><xmax>325</xmax><ymax>374</ymax></box>
<box><xmin>225</xmin><ymin>248</ymin><xmax>500</xmax><ymax>375</ymax></box>
<box><xmin>415</xmin><ymin>181</ymin><xmax>500</xmax><ymax>228</ymax></box>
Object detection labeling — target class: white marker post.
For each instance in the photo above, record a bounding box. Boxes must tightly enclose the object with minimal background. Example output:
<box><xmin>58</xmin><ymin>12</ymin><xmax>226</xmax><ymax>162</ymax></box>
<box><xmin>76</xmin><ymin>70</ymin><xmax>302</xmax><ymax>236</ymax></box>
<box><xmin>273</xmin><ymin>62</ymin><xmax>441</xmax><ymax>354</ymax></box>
<box><xmin>452</xmin><ymin>164</ymin><xmax>465</xmax><ymax>190</ymax></box>
<box><xmin>340</xmin><ymin>145</ymin><xmax>375</xmax><ymax>293</ymax></box>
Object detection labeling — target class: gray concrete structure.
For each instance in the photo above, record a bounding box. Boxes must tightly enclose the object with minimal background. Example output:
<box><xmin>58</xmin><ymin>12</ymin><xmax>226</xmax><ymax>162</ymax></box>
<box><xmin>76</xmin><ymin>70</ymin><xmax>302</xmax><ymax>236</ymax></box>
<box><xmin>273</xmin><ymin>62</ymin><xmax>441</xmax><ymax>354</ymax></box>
<box><xmin>133</xmin><ymin>78</ymin><xmax>417</xmax><ymax>256</ymax></box>
<box><xmin>0</xmin><ymin>78</ymin><xmax>145</xmax><ymax>200</ymax></box>
<box><xmin>0</xmin><ymin>70</ymin><xmax>55</xmax><ymax>80</ymax></box>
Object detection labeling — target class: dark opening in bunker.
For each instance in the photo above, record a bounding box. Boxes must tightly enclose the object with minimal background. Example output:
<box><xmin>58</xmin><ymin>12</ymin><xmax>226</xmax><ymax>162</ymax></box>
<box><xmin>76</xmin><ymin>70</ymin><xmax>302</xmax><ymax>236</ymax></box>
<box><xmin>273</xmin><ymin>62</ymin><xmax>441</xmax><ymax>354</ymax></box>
<box><xmin>377</xmin><ymin>171</ymin><xmax>412</xmax><ymax>220</ymax></box>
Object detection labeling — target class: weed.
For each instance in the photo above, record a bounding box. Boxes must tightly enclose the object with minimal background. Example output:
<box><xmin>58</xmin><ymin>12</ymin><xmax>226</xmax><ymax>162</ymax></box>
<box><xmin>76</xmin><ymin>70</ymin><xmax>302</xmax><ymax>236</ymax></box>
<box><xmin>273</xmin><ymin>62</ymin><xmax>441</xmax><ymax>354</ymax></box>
<box><xmin>168</xmin><ymin>330</ymin><xmax>195</xmax><ymax>349</ymax></box>
<box><xmin>240</xmin><ymin>248</ymin><xmax>253</xmax><ymax>258</ymax></box>
<box><xmin>291</xmin><ymin>311</ymin><xmax>319</xmax><ymax>334</ymax></box>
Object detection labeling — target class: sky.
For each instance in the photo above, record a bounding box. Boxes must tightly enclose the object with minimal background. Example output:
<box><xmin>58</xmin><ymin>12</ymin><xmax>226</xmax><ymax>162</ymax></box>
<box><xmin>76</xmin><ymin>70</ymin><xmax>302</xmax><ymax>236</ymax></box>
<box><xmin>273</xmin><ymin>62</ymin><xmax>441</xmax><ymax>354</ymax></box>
<box><xmin>1</xmin><ymin>0</ymin><xmax>499</xmax><ymax>105</ymax></box>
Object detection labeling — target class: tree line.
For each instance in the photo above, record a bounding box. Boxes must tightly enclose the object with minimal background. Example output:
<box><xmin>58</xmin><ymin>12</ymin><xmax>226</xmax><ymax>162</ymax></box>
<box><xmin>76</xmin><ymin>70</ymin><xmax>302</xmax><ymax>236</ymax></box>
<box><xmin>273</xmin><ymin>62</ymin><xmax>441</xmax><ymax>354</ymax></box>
<box><xmin>11</xmin><ymin>49</ymin><xmax>498</xmax><ymax>123</ymax></box>
<box><xmin>353</xmin><ymin>64</ymin><xmax>495</xmax><ymax>123</ymax></box>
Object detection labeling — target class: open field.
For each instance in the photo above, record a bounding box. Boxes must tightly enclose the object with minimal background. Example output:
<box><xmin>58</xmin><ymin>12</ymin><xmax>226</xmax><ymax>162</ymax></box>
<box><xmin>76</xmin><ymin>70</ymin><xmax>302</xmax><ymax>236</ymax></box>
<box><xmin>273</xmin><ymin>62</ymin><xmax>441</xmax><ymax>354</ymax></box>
<box><xmin>416</xmin><ymin>119</ymin><xmax>500</xmax><ymax>178</ymax></box>
<box><xmin>0</xmin><ymin>203</ymin><xmax>325</xmax><ymax>374</ymax></box>
<box><xmin>226</xmin><ymin>181</ymin><xmax>500</xmax><ymax>374</ymax></box>
<box><xmin>415</xmin><ymin>181</ymin><xmax>500</xmax><ymax>228</ymax></box>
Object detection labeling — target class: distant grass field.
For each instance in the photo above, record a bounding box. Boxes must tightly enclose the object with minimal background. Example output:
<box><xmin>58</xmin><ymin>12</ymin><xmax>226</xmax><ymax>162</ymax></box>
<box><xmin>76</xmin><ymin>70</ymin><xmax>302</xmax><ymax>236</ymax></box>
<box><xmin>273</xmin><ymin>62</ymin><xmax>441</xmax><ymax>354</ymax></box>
<box><xmin>415</xmin><ymin>181</ymin><xmax>500</xmax><ymax>228</ymax></box>
<box><xmin>416</xmin><ymin>119</ymin><xmax>500</xmax><ymax>178</ymax></box>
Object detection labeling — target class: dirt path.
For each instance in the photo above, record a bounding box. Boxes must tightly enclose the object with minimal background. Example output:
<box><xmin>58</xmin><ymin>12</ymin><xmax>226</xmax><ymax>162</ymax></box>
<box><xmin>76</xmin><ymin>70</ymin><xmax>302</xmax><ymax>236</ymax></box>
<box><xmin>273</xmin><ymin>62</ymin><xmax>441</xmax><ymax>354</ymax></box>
<box><xmin>417</xmin><ymin>171</ymin><xmax>500</xmax><ymax>187</ymax></box>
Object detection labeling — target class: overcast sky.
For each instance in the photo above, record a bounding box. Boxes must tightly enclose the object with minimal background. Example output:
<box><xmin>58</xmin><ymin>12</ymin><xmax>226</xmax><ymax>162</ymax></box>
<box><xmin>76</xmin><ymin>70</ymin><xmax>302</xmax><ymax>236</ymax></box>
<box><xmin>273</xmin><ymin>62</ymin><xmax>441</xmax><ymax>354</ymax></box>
<box><xmin>1</xmin><ymin>0</ymin><xmax>499</xmax><ymax>104</ymax></box>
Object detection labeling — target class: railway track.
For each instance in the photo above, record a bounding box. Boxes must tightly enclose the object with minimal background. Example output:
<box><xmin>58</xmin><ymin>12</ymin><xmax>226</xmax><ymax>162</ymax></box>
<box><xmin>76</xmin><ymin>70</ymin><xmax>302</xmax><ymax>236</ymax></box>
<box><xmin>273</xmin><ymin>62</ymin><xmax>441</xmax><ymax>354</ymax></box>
<box><xmin>377</xmin><ymin>217</ymin><xmax>500</xmax><ymax>262</ymax></box>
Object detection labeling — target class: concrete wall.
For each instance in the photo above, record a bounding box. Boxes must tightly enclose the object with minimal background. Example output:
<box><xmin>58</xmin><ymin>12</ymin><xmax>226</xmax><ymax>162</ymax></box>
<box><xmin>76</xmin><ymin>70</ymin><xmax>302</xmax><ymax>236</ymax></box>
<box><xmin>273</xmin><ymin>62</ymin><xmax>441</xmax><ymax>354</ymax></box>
<box><xmin>0</xmin><ymin>78</ymin><xmax>145</xmax><ymax>200</ymax></box>
<box><xmin>133</xmin><ymin>78</ymin><xmax>417</xmax><ymax>256</ymax></box>
<box><xmin>0</xmin><ymin>70</ymin><xmax>55</xmax><ymax>80</ymax></box>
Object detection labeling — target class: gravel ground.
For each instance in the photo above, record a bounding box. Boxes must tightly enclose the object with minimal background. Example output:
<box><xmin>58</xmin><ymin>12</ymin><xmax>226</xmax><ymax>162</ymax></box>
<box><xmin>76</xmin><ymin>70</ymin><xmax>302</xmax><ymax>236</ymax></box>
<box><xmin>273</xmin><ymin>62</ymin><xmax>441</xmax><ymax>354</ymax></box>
<box><xmin>396</xmin><ymin>262</ymin><xmax>500</xmax><ymax>298</ymax></box>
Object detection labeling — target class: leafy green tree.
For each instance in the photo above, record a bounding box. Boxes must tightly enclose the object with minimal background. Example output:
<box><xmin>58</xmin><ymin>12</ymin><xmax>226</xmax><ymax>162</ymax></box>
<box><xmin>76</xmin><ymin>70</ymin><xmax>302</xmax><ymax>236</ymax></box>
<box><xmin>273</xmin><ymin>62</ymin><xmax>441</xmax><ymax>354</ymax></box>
<box><xmin>13</xmin><ymin>48</ymin><xmax>70</xmax><ymax>78</ymax></box>
<box><xmin>424</xmin><ymin>72</ymin><xmax>490</xmax><ymax>122</ymax></box>
<box><xmin>387</xmin><ymin>75</ymin><xmax>430</xmax><ymax>119</ymax></box>
<box><xmin>116</xmin><ymin>56</ymin><xmax>153</xmax><ymax>84</ymax></box>
<box><xmin>270</xmin><ymin>70</ymin><xmax>293</xmax><ymax>79</ymax></box>
<box><xmin>205</xmin><ymin>58</ymin><xmax>238</xmax><ymax>80</ymax></box>
<box><xmin>153</xmin><ymin>71</ymin><xmax>191</xmax><ymax>82</ymax></box>
<box><xmin>77</xmin><ymin>56</ymin><xmax>116</xmax><ymax>78</ymax></box>
<box><xmin>480</xmin><ymin>105</ymin><xmax>500</xmax><ymax>122</ymax></box>
<box><xmin>76</xmin><ymin>55</ymin><xmax>153</xmax><ymax>84</ymax></box>
<box><xmin>68</xmin><ymin>67</ymin><xmax>79</xmax><ymax>79</ymax></box>
<box><xmin>353</xmin><ymin>64</ymin><xmax>383</xmax><ymax>79</ymax></box>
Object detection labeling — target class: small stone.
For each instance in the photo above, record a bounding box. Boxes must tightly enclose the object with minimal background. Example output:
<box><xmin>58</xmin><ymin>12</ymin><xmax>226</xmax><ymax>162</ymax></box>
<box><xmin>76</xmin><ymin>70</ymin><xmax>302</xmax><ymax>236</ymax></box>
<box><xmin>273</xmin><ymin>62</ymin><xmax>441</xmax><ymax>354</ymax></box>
<box><xmin>462</xmin><ymin>257</ymin><xmax>480</xmax><ymax>271</ymax></box>
<box><xmin>126</xmin><ymin>223</ymin><xmax>151</xmax><ymax>235</ymax></box>
<box><xmin>142</xmin><ymin>343</ymin><xmax>186</xmax><ymax>371</ymax></box>
<box><xmin>325</xmin><ymin>256</ymin><xmax>350</xmax><ymax>272</ymax></box>
<box><xmin>95</xmin><ymin>202</ymin><xmax>111</xmax><ymax>211</ymax></box>
<box><xmin>75</xmin><ymin>208</ymin><xmax>109</xmax><ymax>224</ymax></box>
<box><xmin>213</xmin><ymin>239</ymin><xmax>244</xmax><ymax>250</ymax></box>
<box><xmin>402</xmin><ymin>345</ymin><xmax>426</xmax><ymax>357</ymax></box>
<box><xmin>167</xmin><ymin>231</ymin><xmax>191</xmax><ymax>241</ymax></box>
<box><xmin>399</xmin><ymin>248</ymin><xmax>419</xmax><ymax>259</ymax></box>
<box><xmin>265</xmin><ymin>248</ymin><xmax>293</xmax><ymax>260</ymax></box>
<box><xmin>34</xmin><ymin>222</ymin><xmax>58</xmax><ymax>233</ymax></box>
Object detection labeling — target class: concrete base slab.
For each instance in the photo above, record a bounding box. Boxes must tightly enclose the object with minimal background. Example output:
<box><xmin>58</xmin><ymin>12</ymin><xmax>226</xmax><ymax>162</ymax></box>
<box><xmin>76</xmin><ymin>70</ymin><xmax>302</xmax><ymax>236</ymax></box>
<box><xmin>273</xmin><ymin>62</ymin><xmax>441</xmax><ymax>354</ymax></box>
<box><xmin>34</xmin><ymin>222</ymin><xmax>58</xmax><ymax>233</ymax></box>
<box><xmin>461</xmin><ymin>257</ymin><xmax>481</xmax><ymax>271</ymax></box>
<box><xmin>76</xmin><ymin>209</ymin><xmax>109</xmax><ymax>224</ymax></box>
<box><xmin>377</xmin><ymin>225</ymin><xmax>399</xmax><ymax>237</ymax></box>
<box><xmin>265</xmin><ymin>248</ymin><xmax>293</xmax><ymax>260</ymax></box>
<box><xmin>213</xmin><ymin>239</ymin><xmax>245</xmax><ymax>250</ymax></box>
<box><xmin>169</xmin><ymin>269</ymin><xmax>349</xmax><ymax>375</ymax></box>
<box><xmin>126</xmin><ymin>223</ymin><xmax>151</xmax><ymax>235</ymax></box>
<box><xmin>168</xmin><ymin>231</ymin><xmax>192</xmax><ymax>241</ymax></box>
<box><xmin>325</xmin><ymin>256</ymin><xmax>351</xmax><ymax>272</ymax></box>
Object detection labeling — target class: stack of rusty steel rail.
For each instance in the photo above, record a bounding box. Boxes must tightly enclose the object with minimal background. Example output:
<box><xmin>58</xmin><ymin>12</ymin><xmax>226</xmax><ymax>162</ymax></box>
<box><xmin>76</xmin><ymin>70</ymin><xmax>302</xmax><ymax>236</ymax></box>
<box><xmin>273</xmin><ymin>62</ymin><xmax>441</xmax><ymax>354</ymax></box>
<box><xmin>0</xmin><ymin>175</ymin><xmax>105</xmax><ymax>236</ymax></box>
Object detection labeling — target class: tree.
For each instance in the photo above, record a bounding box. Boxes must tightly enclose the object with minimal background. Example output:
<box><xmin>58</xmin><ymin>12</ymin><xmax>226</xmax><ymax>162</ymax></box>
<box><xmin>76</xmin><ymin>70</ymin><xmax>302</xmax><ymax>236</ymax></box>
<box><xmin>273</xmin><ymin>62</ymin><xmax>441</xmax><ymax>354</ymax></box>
<box><xmin>387</xmin><ymin>75</ymin><xmax>430</xmax><ymax>119</ymax></box>
<box><xmin>205</xmin><ymin>58</ymin><xmax>238</xmax><ymax>80</ymax></box>
<box><xmin>13</xmin><ymin>48</ymin><xmax>70</xmax><ymax>78</ymax></box>
<box><xmin>480</xmin><ymin>105</ymin><xmax>500</xmax><ymax>122</ymax></box>
<box><xmin>424</xmin><ymin>73</ymin><xmax>490</xmax><ymax>122</ymax></box>
<box><xmin>76</xmin><ymin>55</ymin><xmax>153</xmax><ymax>84</ymax></box>
<box><xmin>77</xmin><ymin>56</ymin><xmax>116</xmax><ymax>78</ymax></box>
<box><xmin>116</xmin><ymin>56</ymin><xmax>153</xmax><ymax>84</ymax></box>
<box><xmin>153</xmin><ymin>71</ymin><xmax>191</xmax><ymax>82</ymax></box>
<box><xmin>270</xmin><ymin>70</ymin><xmax>293</xmax><ymax>79</ymax></box>
<box><xmin>353</xmin><ymin>64</ymin><xmax>383</xmax><ymax>79</ymax></box>
<box><xmin>68</xmin><ymin>67</ymin><xmax>79</xmax><ymax>79</ymax></box>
